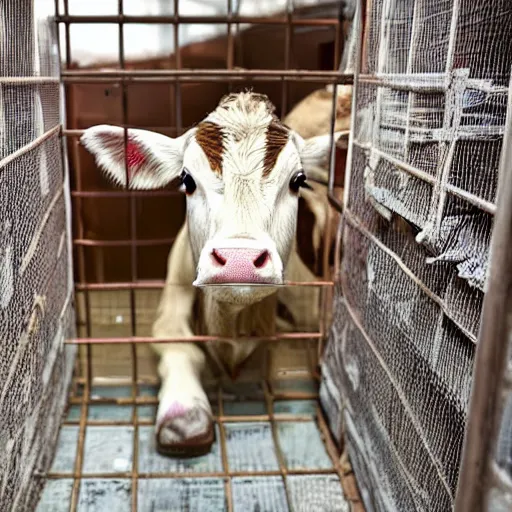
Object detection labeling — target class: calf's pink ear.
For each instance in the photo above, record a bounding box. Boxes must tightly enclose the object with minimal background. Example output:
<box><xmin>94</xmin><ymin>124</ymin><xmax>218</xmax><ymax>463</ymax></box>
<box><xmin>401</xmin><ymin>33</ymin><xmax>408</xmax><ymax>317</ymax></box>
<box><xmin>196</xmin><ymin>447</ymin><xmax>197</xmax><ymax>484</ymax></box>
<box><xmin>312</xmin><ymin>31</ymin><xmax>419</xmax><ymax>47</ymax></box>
<box><xmin>80</xmin><ymin>125</ymin><xmax>193</xmax><ymax>190</ymax></box>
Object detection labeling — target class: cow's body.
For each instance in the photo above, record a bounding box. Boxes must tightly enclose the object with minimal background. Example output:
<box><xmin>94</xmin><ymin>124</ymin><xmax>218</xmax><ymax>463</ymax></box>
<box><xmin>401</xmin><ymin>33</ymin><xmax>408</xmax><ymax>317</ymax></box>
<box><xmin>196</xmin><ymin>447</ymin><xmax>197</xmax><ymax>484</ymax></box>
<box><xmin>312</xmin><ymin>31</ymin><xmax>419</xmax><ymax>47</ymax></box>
<box><xmin>81</xmin><ymin>90</ymin><xmax>350</xmax><ymax>456</ymax></box>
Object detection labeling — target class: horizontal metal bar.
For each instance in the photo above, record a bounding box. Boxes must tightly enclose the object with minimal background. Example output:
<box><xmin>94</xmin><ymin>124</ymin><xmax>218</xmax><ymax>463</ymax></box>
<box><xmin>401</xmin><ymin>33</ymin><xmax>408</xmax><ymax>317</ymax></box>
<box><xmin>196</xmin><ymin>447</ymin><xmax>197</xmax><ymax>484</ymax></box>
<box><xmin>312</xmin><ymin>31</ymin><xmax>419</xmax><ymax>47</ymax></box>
<box><xmin>66</xmin><ymin>332</ymin><xmax>324</xmax><ymax>344</ymax></box>
<box><xmin>71</xmin><ymin>190</ymin><xmax>180</xmax><ymax>198</ymax></box>
<box><xmin>74</xmin><ymin>280</ymin><xmax>333</xmax><ymax>291</ymax></box>
<box><xmin>68</xmin><ymin>391</ymin><xmax>320</xmax><ymax>406</ymax></box>
<box><xmin>62</xmin><ymin>414</ymin><xmax>317</xmax><ymax>427</ymax></box>
<box><xmin>0</xmin><ymin>76</ymin><xmax>60</xmax><ymax>84</ymax></box>
<box><xmin>73</xmin><ymin>238</ymin><xmax>175</xmax><ymax>247</ymax></box>
<box><xmin>55</xmin><ymin>14</ymin><xmax>339</xmax><ymax>26</ymax></box>
<box><xmin>43</xmin><ymin>468</ymin><xmax>337</xmax><ymax>480</ymax></box>
<box><xmin>354</xmin><ymin>141</ymin><xmax>497</xmax><ymax>215</ymax></box>
<box><xmin>61</xmin><ymin>69</ymin><xmax>354</xmax><ymax>84</ymax></box>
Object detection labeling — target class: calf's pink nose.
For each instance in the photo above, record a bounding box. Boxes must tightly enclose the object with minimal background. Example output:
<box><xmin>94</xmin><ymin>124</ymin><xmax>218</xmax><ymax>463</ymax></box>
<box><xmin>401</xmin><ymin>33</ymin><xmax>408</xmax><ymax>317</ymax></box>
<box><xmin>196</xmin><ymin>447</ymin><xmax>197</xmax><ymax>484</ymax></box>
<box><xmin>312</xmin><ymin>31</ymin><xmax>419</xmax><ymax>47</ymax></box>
<box><xmin>210</xmin><ymin>248</ymin><xmax>271</xmax><ymax>283</ymax></box>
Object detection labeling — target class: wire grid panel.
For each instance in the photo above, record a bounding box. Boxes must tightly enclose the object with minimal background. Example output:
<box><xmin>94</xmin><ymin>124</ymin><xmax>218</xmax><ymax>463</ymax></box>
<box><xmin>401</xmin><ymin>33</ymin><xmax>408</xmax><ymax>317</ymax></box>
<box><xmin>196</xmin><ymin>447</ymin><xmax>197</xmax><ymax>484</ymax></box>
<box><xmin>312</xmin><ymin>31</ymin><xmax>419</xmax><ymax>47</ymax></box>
<box><xmin>38</xmin><ymin>381</ymin><xmax>350</xmax><ymax>512</ymax></box>
<box><xmin>321</xmin><ymin>1</ymin><xmax>512</xmax><ymax>511</ymax></box>
<box><xmin>0</xmin><ymin>1</ymin><xmax>76</xmax><ymax>511</ymax></box>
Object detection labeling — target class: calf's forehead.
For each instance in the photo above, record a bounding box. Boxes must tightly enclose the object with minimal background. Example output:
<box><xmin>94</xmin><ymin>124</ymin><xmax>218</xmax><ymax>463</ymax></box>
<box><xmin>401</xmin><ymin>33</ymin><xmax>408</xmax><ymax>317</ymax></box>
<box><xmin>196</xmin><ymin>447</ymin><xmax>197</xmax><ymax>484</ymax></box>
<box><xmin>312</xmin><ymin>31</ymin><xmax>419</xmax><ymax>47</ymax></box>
<box><xmin>189</xmin><ymin>119</ymin><xmax>297</xmax><ymax>181</ymax></box>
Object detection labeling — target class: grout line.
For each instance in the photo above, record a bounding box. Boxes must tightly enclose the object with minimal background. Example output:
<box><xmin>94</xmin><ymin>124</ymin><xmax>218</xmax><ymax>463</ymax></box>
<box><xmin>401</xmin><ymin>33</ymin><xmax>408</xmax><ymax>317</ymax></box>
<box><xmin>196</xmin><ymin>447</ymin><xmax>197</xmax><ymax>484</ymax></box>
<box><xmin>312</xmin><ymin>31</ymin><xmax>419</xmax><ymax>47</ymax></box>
<box><xmin>217</xmin><ymin>388</ymin><xmax>234</xmax><ymax>512</ymax></box>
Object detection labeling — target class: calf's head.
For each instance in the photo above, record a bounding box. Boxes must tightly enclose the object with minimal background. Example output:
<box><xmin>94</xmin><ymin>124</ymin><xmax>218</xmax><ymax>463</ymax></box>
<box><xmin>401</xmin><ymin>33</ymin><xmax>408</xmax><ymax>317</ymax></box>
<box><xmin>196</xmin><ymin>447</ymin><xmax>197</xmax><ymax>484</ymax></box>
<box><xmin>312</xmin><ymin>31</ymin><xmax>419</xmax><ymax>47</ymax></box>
<box><xmin>81</xmin><ymin>92</ymin><xmax>337</xmax><ymax>304</ymax></box>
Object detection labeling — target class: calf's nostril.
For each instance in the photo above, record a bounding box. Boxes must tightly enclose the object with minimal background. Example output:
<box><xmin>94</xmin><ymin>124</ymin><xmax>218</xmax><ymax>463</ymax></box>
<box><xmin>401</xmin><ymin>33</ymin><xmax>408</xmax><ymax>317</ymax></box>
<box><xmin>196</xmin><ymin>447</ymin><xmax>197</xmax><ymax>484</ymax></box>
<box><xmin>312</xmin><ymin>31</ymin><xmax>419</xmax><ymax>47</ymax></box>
<box><xmin>211</xmin><ymin>249</ymin><xmax>227</xmax><ymax>266</ymax></box>
<box><xmin>253</xmin><ymin>250</ymin><xmax>270</xmax><ymax>269</ymax></box>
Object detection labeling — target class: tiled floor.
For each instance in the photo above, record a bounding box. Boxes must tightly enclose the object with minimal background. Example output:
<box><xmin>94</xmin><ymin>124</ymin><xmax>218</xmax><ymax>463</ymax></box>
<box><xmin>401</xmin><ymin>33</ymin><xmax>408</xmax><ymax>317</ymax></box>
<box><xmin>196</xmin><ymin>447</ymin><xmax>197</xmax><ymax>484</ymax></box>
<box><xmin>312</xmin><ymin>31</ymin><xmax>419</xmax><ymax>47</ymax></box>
<box><xmin>37</xmin><ymin>382</ymin><xmax>349</xmax><ymax>512</ymax></box>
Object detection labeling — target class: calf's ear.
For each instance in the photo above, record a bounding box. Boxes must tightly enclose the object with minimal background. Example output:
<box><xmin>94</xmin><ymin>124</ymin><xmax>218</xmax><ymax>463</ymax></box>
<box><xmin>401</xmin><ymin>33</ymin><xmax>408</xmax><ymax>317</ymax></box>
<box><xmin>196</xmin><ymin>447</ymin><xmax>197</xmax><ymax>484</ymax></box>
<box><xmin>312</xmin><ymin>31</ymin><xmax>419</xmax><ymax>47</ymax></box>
<box><xmin>80</xmin><ymin>125</ymin><xmax>195</xmax><ymax>189</ymax></box>
<box><xmin>297</xmin><ymin>131</ymin><xmax>348</xmax><ymax>170</ymax></box>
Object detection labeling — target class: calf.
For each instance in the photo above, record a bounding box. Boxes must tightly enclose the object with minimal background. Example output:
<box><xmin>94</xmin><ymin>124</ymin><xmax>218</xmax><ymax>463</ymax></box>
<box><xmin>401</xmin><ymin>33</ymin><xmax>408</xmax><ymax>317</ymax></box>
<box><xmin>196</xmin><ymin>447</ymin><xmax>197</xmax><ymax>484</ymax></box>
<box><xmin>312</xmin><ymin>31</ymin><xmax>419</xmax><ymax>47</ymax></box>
<box><xmin>81</xmin><ymin>91</ymin><xmax>341</xmax><ymax>456</ymax></box>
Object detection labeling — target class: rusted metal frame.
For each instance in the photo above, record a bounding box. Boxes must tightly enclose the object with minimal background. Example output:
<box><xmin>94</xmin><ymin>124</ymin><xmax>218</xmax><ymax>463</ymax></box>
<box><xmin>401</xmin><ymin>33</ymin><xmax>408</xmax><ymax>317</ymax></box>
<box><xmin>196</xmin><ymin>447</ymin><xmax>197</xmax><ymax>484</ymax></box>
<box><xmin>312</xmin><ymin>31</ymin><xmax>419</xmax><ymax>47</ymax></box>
<box><xmin>63</xmin><ymin>76</ymin><xmax>351</xmax><ymax>85</ymax></box>
<box><xmin>318</xmin><ymin>6</ymin><xmax>346</xmax><ymax>361</ymax></box>
<box><xmin>74</xmin><ymin>280</ymin><xmax>334</xmax><ymax>290</ymax></box>
<box><xmin>73</xmin><ymin>238</ymin><xmax>175</xmax><ymax>247</ymax></box>
<box><xmin>61</xmin><ymin>414</ymin><xmax>319</xmax><ymax>427</ymax></box>
<box><xmin>217</xmin><ymin>388</ymin><xmax>234</xmax><ymax>512</ymax></box>
<box><xmin>61</xmin><ymin>69</ymin><xmax>354</xmax><ymax>81</ymax></box>
<box><xmin>343</xmin><ymin>207</ymin><xmax>478</xmax><ymax>344</ymax></box>
<box><xmin>454</xmin><ymin>75</ymin><xmax>512</xmax><ymax>512</ymax></box>
<box><xmin>62</xmin><ymin>414</ymin><xmax>318</xmax><ymax>426</ymax></box>
<box><xmin>316</xmin><ymin>404</ymin><xmax>343</xmax><ymax>478</ymax></box>
<box><xmin>67</xmin><ymin>391</ymin><xmax>320</xmax><ymax>406</ymax></box>
<box><xmin>65</xmin><ymin>332</ymin><xmax>324</xmax><ymax>345</ymax></box>
<box><xmin>55</xmin><ymin>14</ymin><xmax>340</xmax><ymax>26</ymax></box>
<box><xmin>72</xmin><ymin>190</ymin><xmax>180</xmax><ymax>198</ymax></box>
<box><xmin>340</xmin><ymin>289</ymin><xmax>454</xmax><ymax>500</ymax></box>
<box><xmin>63</xmin><ymin>2</ymin><xmax>92</xmax><ymax>501</ymax></box>
<box><xmin>46</xmin><ymin>467</ymin><xmax>337</xmax><ymax>480</ymax></box>
<box><xmin>353</xmin><ymin>141</ymin><xmax>497</xmax><ymax>215</ymax></box>
<box><xmin>280</xmin><ymin>0</ymin><xmax>293</xmax><ymax>120</ymax></box>
<box><xmin>263</xmin><ymin>381</ymin><xmax>293</xmax><ymax>509</ymax></box>
<box><xmin>116</xmin><ymin>3</ymin><xmax>139</xmax><ymax>508</ymax></box>
<box><xmin>173</xmin><ymin>0</ymin><xmax>182</xmax><ymax>135</ymax></box>
<box><xmin>226</xmin><ymin>0</ymin><xmax>234</xmax><ymax>94</ymax></box>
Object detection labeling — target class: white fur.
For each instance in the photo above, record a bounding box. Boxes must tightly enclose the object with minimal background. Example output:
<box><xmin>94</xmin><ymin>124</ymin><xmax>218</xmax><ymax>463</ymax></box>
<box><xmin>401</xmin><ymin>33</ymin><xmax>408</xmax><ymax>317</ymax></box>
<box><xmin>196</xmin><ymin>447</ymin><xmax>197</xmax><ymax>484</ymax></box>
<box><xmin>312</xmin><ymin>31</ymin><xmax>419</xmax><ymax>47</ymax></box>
<box><xmin>81</xmin><ymin>93</ymin><xmax>337</xmax><ymax>451</ymax></box>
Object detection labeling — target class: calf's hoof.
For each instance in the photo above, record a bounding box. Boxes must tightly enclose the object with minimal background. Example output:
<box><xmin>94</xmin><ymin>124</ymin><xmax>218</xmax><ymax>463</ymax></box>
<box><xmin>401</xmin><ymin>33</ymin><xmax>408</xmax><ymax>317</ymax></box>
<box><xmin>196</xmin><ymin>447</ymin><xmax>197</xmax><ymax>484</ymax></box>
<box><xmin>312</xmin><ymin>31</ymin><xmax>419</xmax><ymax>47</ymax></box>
<box><xmin>156</xmin><ymin>402</ymin><xmax>215</xmax><ymax>458</ymax></box>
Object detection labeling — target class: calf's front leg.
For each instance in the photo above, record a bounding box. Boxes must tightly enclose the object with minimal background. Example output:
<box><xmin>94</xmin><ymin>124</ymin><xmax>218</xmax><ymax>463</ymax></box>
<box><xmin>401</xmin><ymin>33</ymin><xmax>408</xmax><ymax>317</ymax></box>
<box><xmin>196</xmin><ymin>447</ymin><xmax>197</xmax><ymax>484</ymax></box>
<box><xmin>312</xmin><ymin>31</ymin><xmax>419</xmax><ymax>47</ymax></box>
<box><xmin>151</xmin><ymin>222</ymin><xmax>214</xmax><ymax>457</ymax></box>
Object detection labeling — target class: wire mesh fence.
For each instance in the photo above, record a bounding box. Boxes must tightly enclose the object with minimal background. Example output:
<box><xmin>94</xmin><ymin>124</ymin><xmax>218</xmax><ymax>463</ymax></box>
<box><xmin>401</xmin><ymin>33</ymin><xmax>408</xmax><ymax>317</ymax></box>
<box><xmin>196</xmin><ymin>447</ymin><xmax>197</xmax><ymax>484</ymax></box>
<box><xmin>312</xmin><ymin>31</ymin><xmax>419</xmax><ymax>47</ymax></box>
<box><xmin>319</xmin><ymin>0</ymin><xmax>512</xmax><ymax>511</ymax></box>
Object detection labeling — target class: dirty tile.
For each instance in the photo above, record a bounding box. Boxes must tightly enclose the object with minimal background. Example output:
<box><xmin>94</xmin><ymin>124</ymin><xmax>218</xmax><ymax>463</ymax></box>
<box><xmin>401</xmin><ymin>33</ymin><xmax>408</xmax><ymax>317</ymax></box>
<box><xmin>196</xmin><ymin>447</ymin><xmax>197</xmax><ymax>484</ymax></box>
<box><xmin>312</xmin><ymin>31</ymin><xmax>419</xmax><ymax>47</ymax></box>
<box><xmin>77</xmin><ymin>479</ymin><xmax>131</xmax><ymax>512</ymax></box>
<box><xmin>138</xmin><ymin>425</ymin><xmax>222</xmax><ymax>474</ymax></box>
<box><xmin>277</xmin><ymin>422</ymin><xmax>332</xmax><ymax>470</ymax></box>
<box><xmin>225</xmin><ymin>422</ymin><xmax>279</xmax><ymax>472</ymax></box>
<box><xmin>88</xmin><ymin>404</ymin><xmax>133</xmax><ymax>421</ymax></box>
<box><xmin>223</xmin><ymin>401</ymin><xmax>267</xmax><ymax>416</ymax></box>
<box><xmin>36</xmin><ymin>479</ymin><xmax>73</xmax><ymax>512</ymax></box>
<box><xmin>273</xmin><ymin>400</ymin><xmax>317</xmax><ymax>417</ymax></box>
<box><xmin>137</xmin><ymin>404</ymin><xmax>157</xmax><ymax>420</ymax></box>
<box><xmin>138</xmin><ymin>384</ymin><xmax>159</xmax><ymax>397</ymax></box>
<box><xmin>271</xmin><ymin>379</ymin><xmax>318</xmax><ymax>394</ymax></box>
<box><xmin>287</xmin><ymin>475</ymin><xmax>349</xmax><ymax>512</ymax></box>
<box><xmin>231</xmin><ymin>477</ymin><xmax>288</xmax><ymax>512</ymax></box>
<box><xmin>90</xmin><ymin>386</ymin><xmax>133</xmax><ymax>399</ymax></box>
<box><xmin>50</xmin><ymin>426</ymin><xmax>79</xmax><ymax>473</ymax></box>
<box><xmin>66</xmin><ymin>405</ymin><xmax>82</xmax><ymax>422</ymax></box>
<box><xmin>138</xmin><ymin>478</ymin><xmax>226</xmax><ymax>512</ymax></box>
<box><xmin>82</xmin><ymin>426</ymin><xmax>133</xmax><ymax>474</ymax></box>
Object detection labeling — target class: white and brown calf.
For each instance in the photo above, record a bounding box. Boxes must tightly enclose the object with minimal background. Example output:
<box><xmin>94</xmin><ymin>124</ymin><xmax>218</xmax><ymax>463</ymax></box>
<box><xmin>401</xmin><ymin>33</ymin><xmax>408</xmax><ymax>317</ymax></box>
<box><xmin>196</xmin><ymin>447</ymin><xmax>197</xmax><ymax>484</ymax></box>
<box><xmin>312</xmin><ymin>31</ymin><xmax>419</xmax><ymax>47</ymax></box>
<box><xmin>81</xmin><ymin>91</ymin><xmax>341</xmax><ymax>456</ymax></box>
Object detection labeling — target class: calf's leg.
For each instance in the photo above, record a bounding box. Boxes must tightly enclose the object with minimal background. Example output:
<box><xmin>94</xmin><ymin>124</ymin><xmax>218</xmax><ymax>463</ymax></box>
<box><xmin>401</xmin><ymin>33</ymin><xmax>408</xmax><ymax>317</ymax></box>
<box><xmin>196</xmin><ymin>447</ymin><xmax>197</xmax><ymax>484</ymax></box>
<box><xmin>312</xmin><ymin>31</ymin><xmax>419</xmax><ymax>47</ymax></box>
<box><xmin>151</xmin><ymin>223</ymin><xmax>214</xmax><ymax>456</ymax></box>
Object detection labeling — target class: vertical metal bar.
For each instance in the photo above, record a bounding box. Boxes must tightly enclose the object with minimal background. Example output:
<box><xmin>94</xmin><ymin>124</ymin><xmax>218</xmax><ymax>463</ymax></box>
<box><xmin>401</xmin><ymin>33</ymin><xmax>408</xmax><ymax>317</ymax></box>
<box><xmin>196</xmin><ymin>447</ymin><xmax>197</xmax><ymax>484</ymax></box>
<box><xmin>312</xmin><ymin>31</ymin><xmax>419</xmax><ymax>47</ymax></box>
<box><xmin>227</xmin><ymin>0</ymin><xmax>234</xmax><ymax>93</ymax></box>
<box><xmin>454</xmin><ymin>76</ymin><xmax>512</xmax><ymax>512</ymax></box>
<box><xmin>68</xmin><ymin>94</ymin><xmax>92</xmax><ymax>512</ymax></box>
<box><xmin>173</xmin><ymin>0</ymin><xmax>182</xmax><ymax>134</ymax></box>
<box><xmin>280</xmin><ymin>0</ymin><xmax>293</xmax><ymax>119</ymax></box>
<box><xmin>263</xmin><ymin>380</ymin><xmax>293</xmax><ymax>509</ymax></box>
<box><xmin>217</xmin><ymin>388</ymin><xmax>234</xmax><ymax>512</ymax></box>
<box><xmin>63</xmin><ymin>0</ymin><xmax>71</xmax><ymax>69</ymax></box>
<box><xmin>342</xmin><ymin>0</ymin><xmax>365</xmax><ymax>210</ymax></box>
<box><xmin>117</xmin><ymin>2</ymin><xmax>139</xmax><ymax>509</ymax></box>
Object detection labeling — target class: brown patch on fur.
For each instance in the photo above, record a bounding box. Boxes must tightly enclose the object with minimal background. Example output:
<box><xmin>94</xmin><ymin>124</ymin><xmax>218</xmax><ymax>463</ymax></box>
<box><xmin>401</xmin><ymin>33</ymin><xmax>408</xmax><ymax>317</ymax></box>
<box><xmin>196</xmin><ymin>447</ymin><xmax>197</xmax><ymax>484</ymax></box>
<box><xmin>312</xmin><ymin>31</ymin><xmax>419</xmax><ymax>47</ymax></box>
<box><xmin>263</xmin><ymin>121</ymin><xmax>289</xmax><ymax>177</ymax></box>
<box><xmin>196</xmin><ymin>122</ymin><xmax>224</xmax><ymax>175</ymax></box>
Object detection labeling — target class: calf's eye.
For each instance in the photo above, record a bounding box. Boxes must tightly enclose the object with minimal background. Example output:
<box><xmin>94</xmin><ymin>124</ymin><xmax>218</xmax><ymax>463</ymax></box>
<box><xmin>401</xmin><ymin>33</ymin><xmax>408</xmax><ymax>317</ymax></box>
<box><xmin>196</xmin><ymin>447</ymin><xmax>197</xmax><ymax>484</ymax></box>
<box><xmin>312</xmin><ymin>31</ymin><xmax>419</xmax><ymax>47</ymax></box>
<box><xmin>289</xmin><ymin>171</ymin><xmax>311</xmax><ymax>193</ymax></box>
<box><xmin>179</xmin><ymin>169</ymin><xmax>197</xmax><ymax>195</ymax></box>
